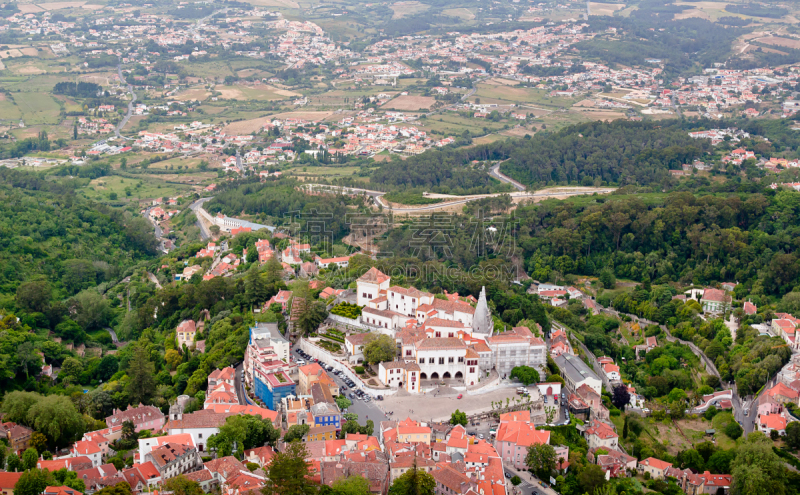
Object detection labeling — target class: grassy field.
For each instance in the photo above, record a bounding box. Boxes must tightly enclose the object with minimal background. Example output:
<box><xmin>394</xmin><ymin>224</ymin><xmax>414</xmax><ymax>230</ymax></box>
<box><xmin>178</xmin><ymin>60</ymin><xmax>234</xmax><ymax>79</ymax></box>
<box><xmin>416</xmin><ymin>113</ymin><xmax>508</xmax><ymax>135</ymax></box>
<box><xmin>83</xmin><ymin>175</ymin><xmax>190</xmax><ymax>203</ymax></box>
<box><xmin>473</xmin><ymin>83</ymin><xmax>581</xmax><ymax>108</ymax></box>
<box><xmin>14</xmin><ymin>92</ymin><xmax>62</xmax><ymax>124</ymax></box>
<box><xmin>286</xmin><ymin>165</ymin><xmax>364</xmax><ymax>179</ymax></box>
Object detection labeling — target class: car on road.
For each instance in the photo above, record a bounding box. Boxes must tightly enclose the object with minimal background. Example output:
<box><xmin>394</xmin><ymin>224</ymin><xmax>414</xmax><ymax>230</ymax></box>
<box><xmin>478</xmin><ymin>434</ymin><xmax>484</xmax><ymax>439</ymax></box>
<box><xmin>349</xmin><ymin>393</ymin><xmax>356</xmax><ymax>399</ymax></box>
<box><xmin>457</xmin><ymin>394</ymin><xmax>463</xmax><ymax>399</ymax></box>
<box><xmin>377</xmin><ymin>395</ymin><xmax>384</xmax><ymax>401</ymax></box>
<box><xmin>505</xmin><ymin>472</ymin><xmax>511</xmax><ymax>479</ymax></box>
<box><xmin>544</xmin><ymin>396</ymin><xmax>548</xmax><ymax>403</ymax></box>
<box><xmin>341</xmin><ymin>386</ymin><xmax>348</xmax><ymax>391</ymax></box>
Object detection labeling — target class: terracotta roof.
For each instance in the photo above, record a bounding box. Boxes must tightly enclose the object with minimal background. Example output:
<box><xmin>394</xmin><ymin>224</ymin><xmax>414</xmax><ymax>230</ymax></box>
<box><xmin>358</xmin><ymin>267</ymin><xmax>390</xmax><ymax>284</ymax></box>
<box><xmin>585</xmin><ymin>420</ymin><xmax>618</xmax><ymax>440</ymax></box>
<box><xmin>641</xmin><ymin>457</ymin><xmax>673</xmax><ymax>470</ymax></box>
<box><xmin>0</xmin><ymin>472</ymin><xmax>22</xmax><ymax>489</ymax></box>
<box><xmin>167</xmin><ymin>410</ymin><xmax>233</xmax><ymax>430</ymax></box>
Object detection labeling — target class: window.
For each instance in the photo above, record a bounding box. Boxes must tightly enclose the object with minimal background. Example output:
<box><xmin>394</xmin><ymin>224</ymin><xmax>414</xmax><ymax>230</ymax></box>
<box><xmin>470</xmin><ymin>367</ymin><xmax>475</xmax><ymax>373</ymax></box>
<box><xmin>458</xmin><ymin>357</ymin><xmax>464</xmax><ymax>363</ymax></box>
<box><xmin>199</xmin><ymin>433</ymin><xmax>203</xmax><ymax>439</ymax></box>
<box><xmin>439</xmin><ymin>357</ymin><xmax>445</xmax><ymax>365</ymax></box>
<box><xmin>429</xmin><ymin>358</ymin><xmax>435</xmax><ymax>364</ymax></box>
<box><xmin>448</xmin><ymin>357</ymin><xmax>454</xmax><ymax>363</ymax></box>
<box><xmin>448</xmin><ymin>332</ymin><xmax>454</xmax><ymax>338</ymax></box>
<box><xmin>401</xmin><ymin>295</ymin><xmax>405</xmax><ymax>300</ymax></box>
<box><xmin>435</xmin><ymin>331</ymin><xmax>441</xmax><ymax>337</ymax></box>
<box><xmin>419</xmin><ymin>358</ymin><xmax>424</xmax><ymax>364</ymax></box>
<box><xmin>406</xmin><ymin>350</ymin><xmax>413</xmax><ymax>356</ymax></box>
<box><xmin>389</xmin><ymin>369</ymin><xmax>393</xmax><ymax>374</ymax></box>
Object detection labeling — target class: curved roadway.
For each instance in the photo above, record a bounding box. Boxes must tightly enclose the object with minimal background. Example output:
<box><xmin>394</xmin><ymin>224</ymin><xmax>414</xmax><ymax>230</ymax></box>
<box><xmin>114</xmin><ymin>63</ymin><xmax>137</xmax><ymax>140</ymax></box>
<box><xmin>301</xmin><ymin>183</ymin><xmax>615</xmax><ymax>213</ymax></box>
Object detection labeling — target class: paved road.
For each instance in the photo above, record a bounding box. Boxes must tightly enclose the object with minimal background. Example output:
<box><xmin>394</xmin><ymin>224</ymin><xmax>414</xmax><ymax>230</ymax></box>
<box><xmin>489</xmin><ymin>162</ymin><xmax>526</xmax><ymax>191</ymax></box>
<box><xmin>114</xmin><ymin>63</ymin><xmax>137</xmax><ymax>140</ymax></box>
<box><xmin>234</xmin><ymin>362</ymin><xmax>246</xmax><ymax>405</ymax></box>
<box><xmin>141</xmin><ymin>207</ymin><xmax>164</xmax><ymax>238</ymax></box>
<box><xmin>189</xmin><ymin>197</ymin><xmax>214</xmax><ymax>240</ymax></box>
<box><xmin>292</xmin><ymin>349</ymin><xmax>388</xmax><ymax>427</ymax></box>
<box><xmin>301</xmin><ymin>183</ymin><xmax>615</xmax><ymax>213</ymax></box>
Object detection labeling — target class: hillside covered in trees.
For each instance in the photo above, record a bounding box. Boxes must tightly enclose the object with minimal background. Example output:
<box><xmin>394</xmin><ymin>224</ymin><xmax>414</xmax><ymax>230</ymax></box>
<box><xmin>0</xmin><ymin>168</ymin><xmax>158</xmax><ymax>302</ymax></box>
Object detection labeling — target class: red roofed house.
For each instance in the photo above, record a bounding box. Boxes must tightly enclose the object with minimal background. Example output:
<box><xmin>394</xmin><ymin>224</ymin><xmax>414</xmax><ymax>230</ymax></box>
<box><xmin>638</xmin><ymin>457</ymin><xmax>673</xmax><ymax>479</ymax></box>
<box><xmin>701</xmin><ymin>288</ymin><xmax>730</xmax><ymax>314</ymax></box>
<box><xmin>767</xmin><ymin>382</ymin><xmax>800</xmax><ymax>404</ymax></box>
<box><xmin>585</xmin><ymin>419</ymin><xmax>618</xmax><ymax>450</ymax></box>
<box><xmin>758</xmin><ymin>413</ymin><xmax>787</xmax><ymax>436</ymax></box>
<box><xmin>43</xmin><ymin>487</ymin><xmax>81</xmax><ymax>495</ymax></box>
<box><xmin>494</xmin><ymin>420</ymin><xmax>550</xmax><ymax>469</ymax></box>
<box><xmin>0</xmin><ymin>472</ymin><xmax>23</xmax><ymax>495</ymax></box>
<box><xmin>71</xmin><ymin>440</ymin><xmax>103</xmax><ymax>467</ymax></box>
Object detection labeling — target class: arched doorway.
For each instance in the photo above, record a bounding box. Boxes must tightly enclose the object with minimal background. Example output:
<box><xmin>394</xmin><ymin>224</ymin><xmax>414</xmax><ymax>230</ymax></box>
<box><xmin>455</xmin><ymin>371</ymin><xmax>463</xmax><ymax>379</ymax></box>
<box><xmin>547</xmin><ymin>386</ymin><xmax>553</xmax><ymax>396</ymax></box>
<box><xmin>399</xmin><ymin>382</ymin><xmax>404</xmax><ymax>388</ymax></box>
<box><xmin>431</xmin><ymin>372</ymin><xmax>440</xmax><ymax>379</ymax></box>
<box><xmin>443</xmin><ymin>372</ymin><xmax>451</xmax><ymax>379</ymax></box>
<box><xmin>470</xmin><ymin>381</ymin><xmax>475</xmax><ymax>386</ymax></box>
<box><xmin>420</xmin><ymin>372</ymin><xmax>428</xmax><ymax>379</ymax></box>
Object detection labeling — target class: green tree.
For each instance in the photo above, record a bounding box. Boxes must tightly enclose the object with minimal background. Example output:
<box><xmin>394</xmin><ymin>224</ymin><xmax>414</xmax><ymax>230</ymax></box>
<box><xmin>730</xmin><ymin>433</ymin><xmax>786</xmax><ymax>495</ymax></box>
<box><xmin>725</xmin><ymin>421</ymin><xmax>743</xmax><ymax>440</ymax></box>
<box><xmin>245</xmin><ymin>264</ymin><xmax>269</xmax><ymax>307</ymax></box>
<box><xmin>13</xmin><ymin>469</ymin><xmax>56</xmax><ymax>495</ymax></box>
<box><xmin>578</xmin><ymin>464</ymin><xmax>606</xmax><ymax>495</ymax></box>
<box><xmin>450</xmin><ymin>409</ymin><xmax>467</xmax><ymax>427</ymax></box>
<box><xmin>27</xmin><ymin>394</ymin><xmax>86</xmax><ymax>447</ymax></box>
<box><xmin>362</xmin><ymin>334</ymin><xmax>396</xmax><ymax>364</ymax></box>
<box><xmin>510</xmin><ymin>476</ymin><xmax>521</xmax><ymax>486</ymax></box>
<box><xmin>126</xmin><ymin>343</ymin><xmax>156</xmax><ymax>405</ymax></box>
<box><xmin>509</xmin><ymin>366</ymin><xmax>540</xmax><ymax>386</ymax></box>
<box><xmin>95</xmin><ymin>482</ymin><xmax>132</xmax><ymax>495</ymax></box>
<box><xmin>335</xmin><ymin>395</ymin><xmax>352</xmax><ymax>411</ymax></box>
<box><xmin>262</xmin><ymin>441</ymin><xmax>317</xmax><ymax>495</ymax></box>
<box><xmin>21</xmin><ymin>448</ymin><xmax>38</xmax><ymax>470</ymax></box>
<box><xmin>284</xmin><ymin>424</ymin><xmax>310</xmax><ymax>443</ymax></box>
<box><xmin>525</xmin><ymin>443</ymin><xmax>557</xmax><ymax>480</ymax></box>
<box><xmin>16</xmin><ymin>280</ymin><xmax>52</xmax><ymax>314</ymax></box>
<box><xmin>598</xmin><ymin>268</ymin><xmax>616</xmax><ymax>289</ymax></box>
<box><xmin>121</xmin><ymin>420</ymin><xmax>137</xmax><ymax>441</ymax></box>
<box><xmin>388</xmin><ymin>460</ymin><xmax>435</xmax><ymax>495</ymax></box>
<box><xmin>786</xmin><ymin>421</ymin><xmax>800</xmax><ymax>451</ymax></box>
<box><xmin>331</xmin><ymin>476</ymin><xmax>371</xmax><ymax>495</ymax></box>
<box><xmin>164</xmin><ymin>475</ymin><xmax>204</xmax><ymax>495</ymax></box>
<box><xmin>297</xmin><ymin>300</ymin><xmax>328</xmax><ymax>336</ymax></box>
<box><xmin>7</xmin><ymin>453</ymin><xmax>21</xmax><ymax>472</ymax></box>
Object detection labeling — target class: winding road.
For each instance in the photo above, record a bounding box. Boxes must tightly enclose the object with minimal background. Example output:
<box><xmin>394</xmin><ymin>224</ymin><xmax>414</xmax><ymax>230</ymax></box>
<box><xmin>489</xmin><ymin>161</ymin><xmax>526</xmax><ymax>191</ymax></box>
<box><xmin>114</xmin><ymin>63</ymin><xmax>137</xmax><ymax>140</ymax></box>
<box><xmin>302</xmin><ymin>183</ymin><xmax>614</xmax><ymax>213</ymax></box>
<box><xmin>189</xmin><ymin>197</ymin><xmax>215</xmax><ymax>240</ymax></box>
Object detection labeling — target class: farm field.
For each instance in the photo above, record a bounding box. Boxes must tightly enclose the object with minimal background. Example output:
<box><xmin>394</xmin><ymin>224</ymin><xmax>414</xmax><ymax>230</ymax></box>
<box><xmin>83</xmin><ymin>175</ymin><xmax>191</xmax><ymax>203</ymax></box>
<box><xmin>473</xmin><ymin>82</ymin><xmax>580</xmax><ymax>108</ymax></box>
<box><xmin>14</xmin><ymin>92</ymin><xmax>61</xmax><ymax>125</ymax></box>
<box><xmin>215</xmin><ymin>84</ymin><xmax>299</xmax><ymax>101</ymax></box>
<box><xmin>382</xmin><ymin>95</ymin><xmax>436</xmax><ymax>110</ymax></box>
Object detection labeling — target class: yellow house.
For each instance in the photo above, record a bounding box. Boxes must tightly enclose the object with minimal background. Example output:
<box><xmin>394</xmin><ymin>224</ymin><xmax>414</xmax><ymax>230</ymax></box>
<box><xmin>304</xmin><ymin>425</ymin><xmax>337</xmax><ymax>442</ymax></box>
<box><xmin>396</xmin><ymin>425</ymin><xmax>431</xmax><ymax>445</ymax></box>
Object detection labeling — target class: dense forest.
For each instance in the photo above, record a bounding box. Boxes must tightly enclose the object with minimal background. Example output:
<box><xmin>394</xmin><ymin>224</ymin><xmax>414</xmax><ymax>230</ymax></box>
<box><xmin>52</xmin><ymin>81</ymin><xmax>103</xmax><ymax>98</ymax></box>
<box><xmin>577</xmin><ymin>12</ymin><xmax>744</xmax><ymax>76</ymax></box>
<box><xmin>498</xmin><ymin>120</ymin><xmax>711</xmax><ymax>187</ymax></box>
<box><xmin>369</xmin><ymin>148</ymin><xmax>512</xmax><ymax>193</ymax></box>
<box><xmin>0</xmin><ymin>168</ymin><xmax>158</xmax><ymax>303</ymax></box>
<box><xmin>205</xmin><ymin>178</ymin><xmax>371</xmax><ymax>239</ymax></box>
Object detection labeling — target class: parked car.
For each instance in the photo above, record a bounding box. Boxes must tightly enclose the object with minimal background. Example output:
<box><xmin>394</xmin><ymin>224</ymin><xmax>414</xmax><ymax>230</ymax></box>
<box><xmin>478</xmin><ymin>434</ymin><xmax>484</xmax><ymax>439</ymax></box>
<box><xmin>457</xmin><ymin>394</ymin><xmax>463</xmax><ymax>399</ymax></box>
<box><xmin>341</xmin><ymin>386</ymin><xmax>348</xmax><ymax>391</ymax></box>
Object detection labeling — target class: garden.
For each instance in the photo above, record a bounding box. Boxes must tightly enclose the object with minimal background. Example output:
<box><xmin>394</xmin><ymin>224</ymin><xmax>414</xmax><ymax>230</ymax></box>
<box><xmin>330</xmin><ymin>302</ymin><xmax>363</xmax><ymax>319</ymax></box>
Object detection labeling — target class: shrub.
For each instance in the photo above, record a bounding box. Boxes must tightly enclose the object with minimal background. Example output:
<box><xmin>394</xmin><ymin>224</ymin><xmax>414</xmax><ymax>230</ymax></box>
<box><xmin>246</xmin><ymin>462</ymin><xmax>259</xmax><ymax>471</ymax></box>
<box><xmin>724</xmin><ymin>421</ymin><xmax>743</xmax><ymax>440</ymax></box>
<box><xmin>354</xmin><ymin>366</ymin><xmax>365</xmax><ymax>374</ymax></box>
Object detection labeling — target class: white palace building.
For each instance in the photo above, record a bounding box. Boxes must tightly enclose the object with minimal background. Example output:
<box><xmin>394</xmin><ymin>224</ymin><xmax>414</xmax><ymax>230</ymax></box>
<box><xmin>353</xmin><ymin>267</ymin><xmax>547</xmax><ymax>393</ymax></box>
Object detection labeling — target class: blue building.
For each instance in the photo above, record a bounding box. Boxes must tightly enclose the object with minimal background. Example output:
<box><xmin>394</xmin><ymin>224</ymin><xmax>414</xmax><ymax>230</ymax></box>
<box><xmin>254</xmin><ymin>369</ymin><xmax>296</xmax><ymax>410</ymax></box>
<box><xmin>310</xmin><ymin>402</ymin><xmax>341</xmax><ymax>430</ymax></box>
